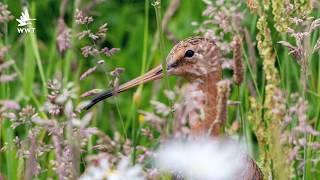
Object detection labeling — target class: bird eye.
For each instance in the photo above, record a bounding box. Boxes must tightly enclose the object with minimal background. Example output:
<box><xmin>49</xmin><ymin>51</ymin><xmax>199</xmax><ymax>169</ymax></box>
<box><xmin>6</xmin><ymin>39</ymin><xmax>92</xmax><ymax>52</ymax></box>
<box><xmin>184</xmin><ymin>50</ymin><xmax>194</xmax><ymax>58</ymax></box>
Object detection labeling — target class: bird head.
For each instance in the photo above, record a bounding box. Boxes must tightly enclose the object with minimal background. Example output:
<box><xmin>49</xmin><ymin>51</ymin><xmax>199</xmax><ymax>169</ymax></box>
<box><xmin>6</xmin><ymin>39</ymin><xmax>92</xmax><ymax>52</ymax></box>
<box><xmin>165</xmin><ymin>37</ymin><xmax>219</xmax><ymax>81</ymax></box>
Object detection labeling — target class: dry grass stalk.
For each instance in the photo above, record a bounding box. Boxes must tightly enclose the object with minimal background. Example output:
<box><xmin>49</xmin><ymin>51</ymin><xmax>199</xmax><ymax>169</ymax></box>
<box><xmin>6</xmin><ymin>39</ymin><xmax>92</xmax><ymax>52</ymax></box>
<box><xmin>24</xmin><ymin>130</ymin><xmax>40</xmax><ymax>180</ymax></box>
<box><xmin>246</xmin><ymin>0</ymin><xmax>259</xmax><ymax>13</ymax></box>
<box><xmin>57</xmin><ymin>19</ymin><xmax>71</xmax><ymax>55</ymax></box>
<box><xmin>80</xmin><ymin>66</ymin><xmax>97</xmax><ymax>80</ymax></box>
<box><xmin>0</xmin><ymin>3</ymin><xmax>14</xmax><ymax>24</ymax></box>
<box><xmin>209</xmin><ymin>79</ymin><xmax>231</xmax><ymax>135</ymax></box>
<box><xmin>162</xmin><ymin>0</ymin><xmax>180</xmax><ymax>44</ymax></box>
<box><xmin>232</xmin><ymin>35</ymin><xmax>244</xmax><ymax>85</ymax></box>
<box><xmin>268</xmin><ymin>89</ymin><xmax>289</xmax><ymax>180</ymax></box>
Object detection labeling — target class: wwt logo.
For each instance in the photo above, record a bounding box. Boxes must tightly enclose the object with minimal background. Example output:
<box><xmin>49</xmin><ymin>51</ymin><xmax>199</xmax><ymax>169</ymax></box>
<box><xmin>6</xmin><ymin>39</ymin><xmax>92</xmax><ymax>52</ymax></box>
<box><xmin>16</xmin><ymin>9</ymin><xmax>36</xmax><ymax>33</ymax></box>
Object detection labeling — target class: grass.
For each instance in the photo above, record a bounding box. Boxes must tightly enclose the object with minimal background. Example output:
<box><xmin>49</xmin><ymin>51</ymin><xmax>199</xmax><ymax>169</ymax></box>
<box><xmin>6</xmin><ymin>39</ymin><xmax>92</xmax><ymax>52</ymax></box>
<box><xmin>0</xmin><ymin>0</ymin><xmax>320</xmax><ymax>179</ymax></box>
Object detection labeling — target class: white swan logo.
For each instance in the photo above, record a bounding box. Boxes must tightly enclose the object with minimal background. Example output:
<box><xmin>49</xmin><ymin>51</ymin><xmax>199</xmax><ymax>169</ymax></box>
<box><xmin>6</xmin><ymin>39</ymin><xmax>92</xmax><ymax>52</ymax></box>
<box><xmin>16</xmin><ymin>9</ymin><xmax>36</xmax><ymax>33</ymax></box>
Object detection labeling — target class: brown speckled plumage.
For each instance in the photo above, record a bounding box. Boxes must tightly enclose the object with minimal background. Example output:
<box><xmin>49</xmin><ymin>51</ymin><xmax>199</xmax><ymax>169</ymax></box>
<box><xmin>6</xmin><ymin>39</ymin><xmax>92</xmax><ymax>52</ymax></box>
<box><xmin>166</xmin><ymin>37</ymin><xmax>222</xmax><ymax>136</ymax></box>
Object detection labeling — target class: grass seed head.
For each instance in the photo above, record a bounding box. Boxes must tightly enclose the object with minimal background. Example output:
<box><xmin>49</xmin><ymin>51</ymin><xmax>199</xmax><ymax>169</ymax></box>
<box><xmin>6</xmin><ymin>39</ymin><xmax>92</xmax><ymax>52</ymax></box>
<box><xmin>232</xmin><ymin>35</ymin><xmax>244</xmax><ymax>85</ymax></box>
<box><xmin>57</xmin><ymin>19</ymin><xmax>71</xmax><ymax>55</ymax></box>
<box><xmin>0</xmin><ymin>3</ymin><xmax>14</xmax><ymax>24</ymax></box>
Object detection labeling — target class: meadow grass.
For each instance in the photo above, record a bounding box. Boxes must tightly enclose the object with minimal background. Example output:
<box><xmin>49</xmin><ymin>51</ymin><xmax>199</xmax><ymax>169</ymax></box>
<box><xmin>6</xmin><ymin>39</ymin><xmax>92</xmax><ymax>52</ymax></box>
<box><xmin>0</xmin><ymin>0</ymin><xmax>320</xmax><ymax>179</ymax></box>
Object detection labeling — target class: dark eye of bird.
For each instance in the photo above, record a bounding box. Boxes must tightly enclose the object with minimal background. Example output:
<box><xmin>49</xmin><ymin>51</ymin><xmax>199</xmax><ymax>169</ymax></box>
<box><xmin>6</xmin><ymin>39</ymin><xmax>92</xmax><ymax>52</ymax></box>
<box><xmin>185</xmin><ymin>50</ymin><xmax>194</xmax><ymax>58</ymax></box>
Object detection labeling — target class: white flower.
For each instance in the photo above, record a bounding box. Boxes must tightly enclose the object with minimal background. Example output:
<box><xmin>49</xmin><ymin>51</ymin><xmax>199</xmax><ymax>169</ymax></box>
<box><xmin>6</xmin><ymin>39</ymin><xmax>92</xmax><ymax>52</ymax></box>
<box><xmin>155</xmin><ymin>137</ymin><xmax>250</xmax><ymax>180</ymax></box>
<box><xmin>79</xmin><ymin>158</ymin><xmax>110</xmax><ymax>180</ymax></box>
<box><xmin>108</xmin><ymin>157</ymin><xmax>144</xmax><ymax>180</ymax></box>
<box><xmin>79</xmin><ymin>157</ymin><xmax>145</xmax><ymax>180</ymax></box>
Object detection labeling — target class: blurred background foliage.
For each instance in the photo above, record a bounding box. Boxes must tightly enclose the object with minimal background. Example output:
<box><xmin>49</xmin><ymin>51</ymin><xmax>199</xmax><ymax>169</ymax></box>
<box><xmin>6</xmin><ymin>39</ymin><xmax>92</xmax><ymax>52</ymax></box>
<box><xmin>0</xmin><ymin>0</ymin><xmax>320</xmax><ymax>179</ymax></box>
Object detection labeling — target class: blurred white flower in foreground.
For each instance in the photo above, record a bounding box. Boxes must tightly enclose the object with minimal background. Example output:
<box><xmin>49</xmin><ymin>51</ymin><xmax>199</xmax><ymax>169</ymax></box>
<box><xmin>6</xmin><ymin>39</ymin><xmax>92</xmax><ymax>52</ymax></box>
<box><xmin>155</xmin><ymin>137</ymin><xmax>250</xmax><ymax>180</ymax></box>
<box><xmin>79</xmin><ymin>156</ymin><xmax>145</xmax><ymax>180</ymax></box>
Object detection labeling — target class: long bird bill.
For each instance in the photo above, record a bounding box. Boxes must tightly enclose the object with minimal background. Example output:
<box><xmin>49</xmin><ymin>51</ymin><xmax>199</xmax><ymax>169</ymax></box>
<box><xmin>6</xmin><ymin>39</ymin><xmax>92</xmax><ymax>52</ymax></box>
<box><xmin>84</xmin><ymin>64</ymin><xmax>167</xmax><ymax>110</ymax></box>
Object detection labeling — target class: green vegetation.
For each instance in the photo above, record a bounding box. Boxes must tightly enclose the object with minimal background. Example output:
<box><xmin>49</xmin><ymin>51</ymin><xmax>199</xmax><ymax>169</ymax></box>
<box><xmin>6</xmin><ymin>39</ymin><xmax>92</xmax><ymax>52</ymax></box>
<box><xmin>0</xmin><ymin>0</ymin><xmax>319</xmax><ymax>179</ymax></box>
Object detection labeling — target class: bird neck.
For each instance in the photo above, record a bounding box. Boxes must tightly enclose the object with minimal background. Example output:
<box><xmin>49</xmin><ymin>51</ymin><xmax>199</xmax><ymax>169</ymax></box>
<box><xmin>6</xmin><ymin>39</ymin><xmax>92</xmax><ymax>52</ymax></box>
<box><xmin>190</xmin><ymin>69</ymin><xmax>222</xmax><ymax>137</ymax></box>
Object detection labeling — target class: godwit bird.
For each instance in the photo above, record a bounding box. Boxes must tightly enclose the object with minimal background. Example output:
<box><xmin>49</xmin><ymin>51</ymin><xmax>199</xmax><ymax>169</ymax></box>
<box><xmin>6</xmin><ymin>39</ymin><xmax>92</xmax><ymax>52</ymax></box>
<box><xmin>84</xmin><ymin>37</ymin><xmax>263</xmax><ymax>179</ymax></box>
